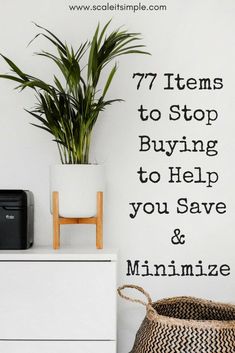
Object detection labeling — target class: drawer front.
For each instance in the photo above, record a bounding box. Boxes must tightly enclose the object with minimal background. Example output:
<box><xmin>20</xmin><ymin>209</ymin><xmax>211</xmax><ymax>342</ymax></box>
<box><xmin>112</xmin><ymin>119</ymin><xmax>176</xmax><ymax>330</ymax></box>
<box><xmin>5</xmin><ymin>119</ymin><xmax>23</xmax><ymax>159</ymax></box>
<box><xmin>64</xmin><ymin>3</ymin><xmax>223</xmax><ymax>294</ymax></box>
<box><xmin>0</xmin><ymin>261</ymin><xmax>116</xmax><ymax>339</ymax></box>
<box><xmin>0</xmin><ymin>341</ymin><xmax>116</xmax><ymax>353</ymax></box>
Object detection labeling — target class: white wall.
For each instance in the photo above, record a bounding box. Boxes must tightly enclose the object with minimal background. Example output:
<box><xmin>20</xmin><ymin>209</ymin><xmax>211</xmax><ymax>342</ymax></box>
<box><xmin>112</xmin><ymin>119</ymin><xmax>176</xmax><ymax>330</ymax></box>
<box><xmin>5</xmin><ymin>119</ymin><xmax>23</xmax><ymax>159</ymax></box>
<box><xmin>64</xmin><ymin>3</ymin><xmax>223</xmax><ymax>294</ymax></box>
<box><xmin>0</xmin><ymin>1</ymin><xmax>234</xmax><ymax>352</ymax></box>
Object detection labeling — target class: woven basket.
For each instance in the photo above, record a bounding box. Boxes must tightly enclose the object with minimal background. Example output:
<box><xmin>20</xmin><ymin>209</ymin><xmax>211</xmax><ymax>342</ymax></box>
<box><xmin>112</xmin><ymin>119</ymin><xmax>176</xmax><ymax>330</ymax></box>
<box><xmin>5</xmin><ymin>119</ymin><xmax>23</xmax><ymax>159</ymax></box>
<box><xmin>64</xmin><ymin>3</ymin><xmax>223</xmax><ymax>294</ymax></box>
<box><xmin>118</xmin><ymin>284</ymin><xmax>235</xmax><ymax>353</ymax></box>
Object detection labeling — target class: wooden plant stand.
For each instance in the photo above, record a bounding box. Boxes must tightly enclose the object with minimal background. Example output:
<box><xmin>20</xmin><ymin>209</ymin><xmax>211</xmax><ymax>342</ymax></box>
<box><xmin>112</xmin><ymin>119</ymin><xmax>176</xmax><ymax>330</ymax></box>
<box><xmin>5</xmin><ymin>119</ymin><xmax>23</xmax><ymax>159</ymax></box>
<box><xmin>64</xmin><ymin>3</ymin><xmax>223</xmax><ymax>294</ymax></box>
<box><xmin>52</xmin><ymin>191</ymin><xmax>103</xmax><ymax>250</ymax></box>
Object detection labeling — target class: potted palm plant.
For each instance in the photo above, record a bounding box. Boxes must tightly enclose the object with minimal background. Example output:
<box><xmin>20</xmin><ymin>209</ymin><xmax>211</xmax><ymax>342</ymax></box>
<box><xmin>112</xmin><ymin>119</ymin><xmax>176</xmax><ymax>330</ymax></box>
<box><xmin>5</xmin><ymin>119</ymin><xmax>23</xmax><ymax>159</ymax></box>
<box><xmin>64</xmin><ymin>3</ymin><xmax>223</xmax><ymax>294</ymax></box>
<box><xmin>0</xmin><ymin>21</ymin><xmax>149</xmax><ymax>218</ymax></box>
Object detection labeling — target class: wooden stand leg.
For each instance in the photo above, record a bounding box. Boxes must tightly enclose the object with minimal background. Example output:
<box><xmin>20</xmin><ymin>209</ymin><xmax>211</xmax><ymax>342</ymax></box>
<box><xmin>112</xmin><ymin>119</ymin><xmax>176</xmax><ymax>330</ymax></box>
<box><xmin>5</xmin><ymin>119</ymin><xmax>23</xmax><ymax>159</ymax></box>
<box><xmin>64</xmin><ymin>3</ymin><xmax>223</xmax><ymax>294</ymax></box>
<box><xmin>53</xmin><ymin>191</ymin><xmax>60</xmax><ymax>250</ymax></box>
<box><xmin>52</xmin><ymin>191</ymin><xmax>103</xmax><ymax>250</ymax></box>
<box><xmin>96</xmin><ymin>191</ymin><xmax>103</xmax><ymax>249</ymax></box>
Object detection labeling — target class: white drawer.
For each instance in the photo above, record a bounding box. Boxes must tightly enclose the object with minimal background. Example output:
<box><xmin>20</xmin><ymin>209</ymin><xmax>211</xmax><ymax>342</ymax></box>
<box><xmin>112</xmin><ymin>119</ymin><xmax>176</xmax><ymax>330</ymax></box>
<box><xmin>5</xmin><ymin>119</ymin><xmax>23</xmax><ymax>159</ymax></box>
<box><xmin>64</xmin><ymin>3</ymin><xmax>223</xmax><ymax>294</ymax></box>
<box><xmin>0</xmin><ymin>261</ymin><xmax>116</xmax><ymax>340</ymax></box>
<box><xmin>0</xmin><ymin>341</ymin><xmax>116</xmax><ymax>353</ymax></box>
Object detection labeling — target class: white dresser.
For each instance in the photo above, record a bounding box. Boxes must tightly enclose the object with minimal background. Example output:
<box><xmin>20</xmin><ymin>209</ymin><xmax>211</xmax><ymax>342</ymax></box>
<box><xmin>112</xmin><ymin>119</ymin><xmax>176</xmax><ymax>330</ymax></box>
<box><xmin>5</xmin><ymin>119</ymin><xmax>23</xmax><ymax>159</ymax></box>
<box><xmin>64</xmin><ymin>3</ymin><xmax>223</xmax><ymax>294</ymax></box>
<box><xmin>0</xmin><ymin>248</ymin><xmax>117</xmax><ymax>353</ymax></box>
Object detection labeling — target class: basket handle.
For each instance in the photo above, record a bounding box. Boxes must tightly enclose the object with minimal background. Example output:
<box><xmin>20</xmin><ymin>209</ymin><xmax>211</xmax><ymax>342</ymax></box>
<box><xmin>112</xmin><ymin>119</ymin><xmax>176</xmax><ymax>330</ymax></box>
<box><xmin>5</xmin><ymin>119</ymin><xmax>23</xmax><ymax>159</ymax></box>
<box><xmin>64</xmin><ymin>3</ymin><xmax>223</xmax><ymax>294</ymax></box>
<box><xmin>117</xmin><ymin>284</ymin><xmax>157</xmax><ymax>320</ymax></box>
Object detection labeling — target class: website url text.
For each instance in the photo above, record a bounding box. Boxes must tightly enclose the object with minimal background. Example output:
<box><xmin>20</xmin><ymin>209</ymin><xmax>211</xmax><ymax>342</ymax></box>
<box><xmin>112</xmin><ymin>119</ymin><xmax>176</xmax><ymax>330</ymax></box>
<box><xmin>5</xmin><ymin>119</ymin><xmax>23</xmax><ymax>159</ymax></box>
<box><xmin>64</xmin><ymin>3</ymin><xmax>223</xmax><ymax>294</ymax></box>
<box><xmin>69</xmin><ymin>2</ymin><xmax>167</xmax><ymax>13</ymax></box>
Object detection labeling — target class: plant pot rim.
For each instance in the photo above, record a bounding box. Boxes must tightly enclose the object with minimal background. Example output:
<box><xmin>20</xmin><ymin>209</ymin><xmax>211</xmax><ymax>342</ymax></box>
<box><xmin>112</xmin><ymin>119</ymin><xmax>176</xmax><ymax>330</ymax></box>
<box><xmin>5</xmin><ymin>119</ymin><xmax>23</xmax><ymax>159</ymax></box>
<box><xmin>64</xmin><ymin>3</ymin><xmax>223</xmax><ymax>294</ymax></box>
<box><xmin>52</xmin><ymin>163</ymin><xmax>103</xmax><ymax>167</ymax></box>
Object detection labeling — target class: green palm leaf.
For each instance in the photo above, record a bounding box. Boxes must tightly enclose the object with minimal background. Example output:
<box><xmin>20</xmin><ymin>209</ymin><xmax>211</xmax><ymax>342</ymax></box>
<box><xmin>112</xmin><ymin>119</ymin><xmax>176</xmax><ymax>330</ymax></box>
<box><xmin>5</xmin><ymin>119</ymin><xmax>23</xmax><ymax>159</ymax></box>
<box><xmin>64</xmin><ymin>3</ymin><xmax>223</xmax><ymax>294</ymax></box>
<box><xmin>0</xmin><ymin>20</ymin><xmax>150</xmax><ymax>164</ymax></box>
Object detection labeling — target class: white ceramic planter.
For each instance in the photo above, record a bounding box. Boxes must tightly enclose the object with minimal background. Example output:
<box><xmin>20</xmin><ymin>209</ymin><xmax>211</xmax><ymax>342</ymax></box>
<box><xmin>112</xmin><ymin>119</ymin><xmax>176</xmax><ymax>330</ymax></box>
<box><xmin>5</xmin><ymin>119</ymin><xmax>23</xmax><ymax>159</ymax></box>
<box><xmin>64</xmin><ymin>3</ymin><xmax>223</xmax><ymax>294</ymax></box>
<box><xmin>50</xmin><ymin>164</ymin><xmax>104</xmax><ymax>218</ymax></box>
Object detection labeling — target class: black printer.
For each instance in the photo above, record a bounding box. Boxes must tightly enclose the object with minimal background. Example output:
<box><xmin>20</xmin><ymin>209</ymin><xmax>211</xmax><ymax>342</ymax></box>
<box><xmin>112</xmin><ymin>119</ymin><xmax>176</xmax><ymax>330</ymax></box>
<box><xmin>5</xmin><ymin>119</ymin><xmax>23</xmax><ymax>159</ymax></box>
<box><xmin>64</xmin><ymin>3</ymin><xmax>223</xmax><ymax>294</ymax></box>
<box><xmin>0</xmin><ymin>190</ymin><xmax>34</xmax><ymax>249</ymax></box>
